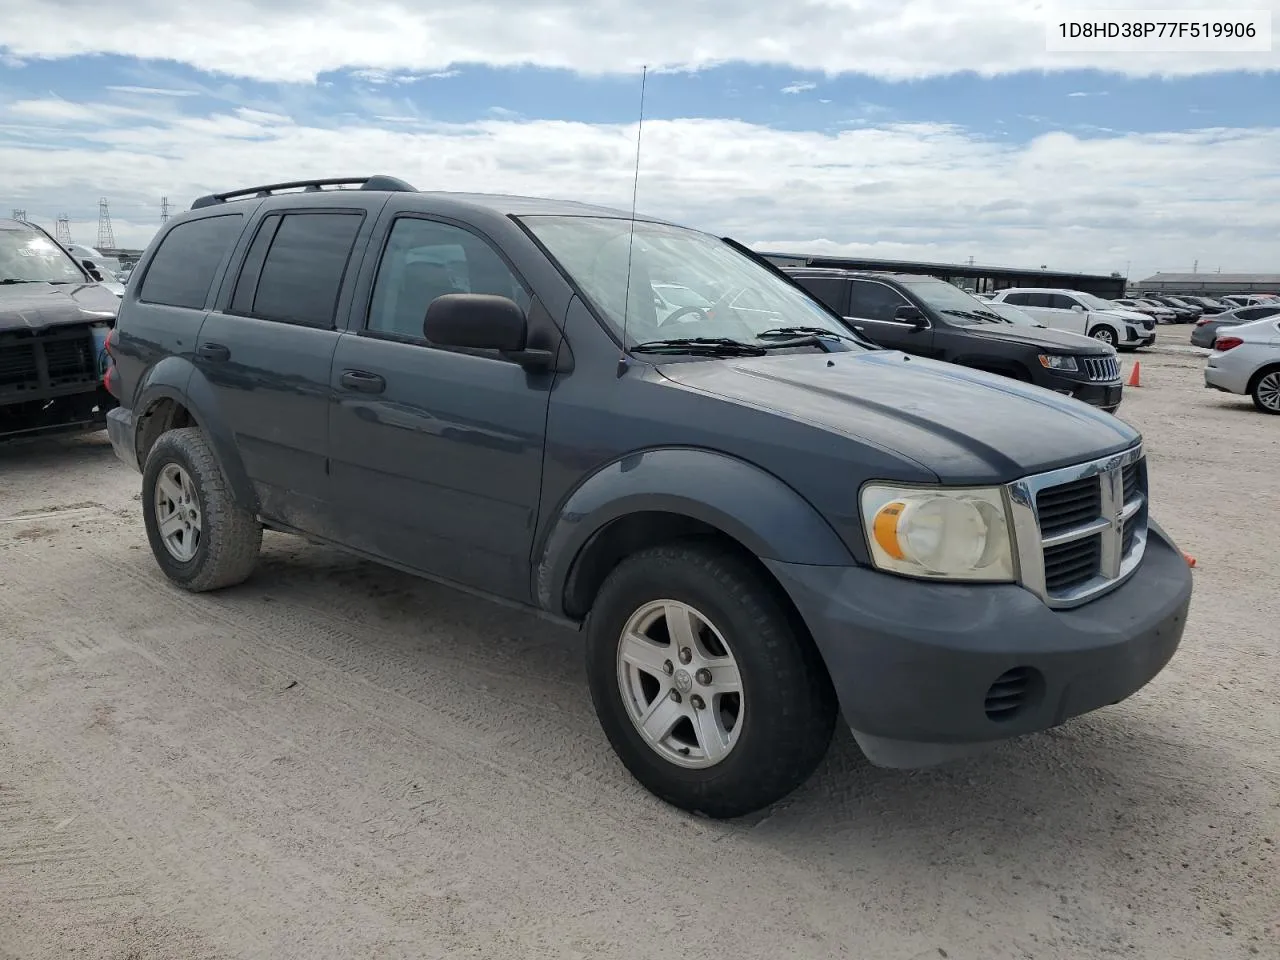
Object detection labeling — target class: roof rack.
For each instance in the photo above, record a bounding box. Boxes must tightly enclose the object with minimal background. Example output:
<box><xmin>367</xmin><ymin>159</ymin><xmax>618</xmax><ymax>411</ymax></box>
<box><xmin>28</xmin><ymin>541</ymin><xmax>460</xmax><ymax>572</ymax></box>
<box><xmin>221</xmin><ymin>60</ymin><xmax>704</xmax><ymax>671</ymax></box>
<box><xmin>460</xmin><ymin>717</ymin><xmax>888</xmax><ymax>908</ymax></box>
<box><xmin>190</xmin><ymin>175</ymin><xmax>417</xmax><ymax>210</ymax></box>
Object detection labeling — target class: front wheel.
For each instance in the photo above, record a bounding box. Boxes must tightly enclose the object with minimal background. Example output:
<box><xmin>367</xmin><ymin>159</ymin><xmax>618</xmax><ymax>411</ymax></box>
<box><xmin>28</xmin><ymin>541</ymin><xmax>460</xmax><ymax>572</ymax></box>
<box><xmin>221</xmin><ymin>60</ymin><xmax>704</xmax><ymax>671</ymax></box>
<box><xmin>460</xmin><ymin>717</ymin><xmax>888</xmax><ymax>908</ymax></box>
<box><xmin>1090</xmin><ymin>325</ymin><xmax>1118</xmax><ymax>346</ymax></box>
<box><xmin>585</xmin><ymin>542</ymin><xmax>837</xmax><ymax>819</ymax></box>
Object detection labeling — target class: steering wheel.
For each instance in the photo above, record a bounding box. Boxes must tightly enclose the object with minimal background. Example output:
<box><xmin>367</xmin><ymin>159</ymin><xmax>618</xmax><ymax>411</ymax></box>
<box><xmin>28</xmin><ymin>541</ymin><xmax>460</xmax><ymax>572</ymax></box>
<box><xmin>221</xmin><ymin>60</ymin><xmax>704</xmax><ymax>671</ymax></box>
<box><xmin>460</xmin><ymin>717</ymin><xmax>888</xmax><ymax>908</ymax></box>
<box><xmin>659</xmin><ymin>305</ymin><xmax>712</xmax><ymax>326</ymax></box>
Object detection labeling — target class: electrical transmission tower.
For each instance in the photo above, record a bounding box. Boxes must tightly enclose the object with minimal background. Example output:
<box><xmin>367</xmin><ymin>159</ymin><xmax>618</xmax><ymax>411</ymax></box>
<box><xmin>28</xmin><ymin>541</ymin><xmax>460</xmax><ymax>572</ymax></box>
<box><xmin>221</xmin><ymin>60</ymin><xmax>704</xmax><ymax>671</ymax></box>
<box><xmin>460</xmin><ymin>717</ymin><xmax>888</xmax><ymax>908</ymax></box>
<box><xmin>55</xmin><ymin>215</ymin><xmax>72</xmax><ymax>245</ymax></box>
<box><xmin>10</xmin><ymin>209</ymin><xmax>26</xmax><ymax>222</ymax></box>
<box><xmin>97</xmin><ymin>198</ymin><xmax>116</xmax><ymax>250</ymax></box>
<box><xmin>161</xmin><ymin>196</ymin><xmax>171</xmax><ymax>224</ymax></box>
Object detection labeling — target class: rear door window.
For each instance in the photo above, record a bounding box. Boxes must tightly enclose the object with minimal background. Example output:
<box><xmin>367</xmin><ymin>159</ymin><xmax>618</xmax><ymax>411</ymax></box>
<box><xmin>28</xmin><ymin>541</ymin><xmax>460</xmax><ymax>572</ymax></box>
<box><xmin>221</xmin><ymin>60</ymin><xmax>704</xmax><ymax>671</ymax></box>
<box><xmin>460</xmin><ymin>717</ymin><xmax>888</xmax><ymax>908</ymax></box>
<box><xmin>239</xmin><ymin>212</ymin><xmax>364</xmax><ymax>328</ymax></box>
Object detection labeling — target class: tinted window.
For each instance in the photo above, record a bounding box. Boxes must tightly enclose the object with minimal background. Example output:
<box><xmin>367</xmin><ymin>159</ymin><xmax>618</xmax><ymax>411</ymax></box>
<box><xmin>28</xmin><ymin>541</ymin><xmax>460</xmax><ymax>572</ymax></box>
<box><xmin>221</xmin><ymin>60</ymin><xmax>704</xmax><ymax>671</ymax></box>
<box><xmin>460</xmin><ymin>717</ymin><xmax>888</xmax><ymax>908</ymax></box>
<box><xmin>138</xmin><ymin>214</ymin><xmax>244</xmax><ymax>309</ymax></box>
<box><xmin>249</xmin><ymin>212</ymin><xmax>363</xmax><ymax>328</ymax></box>
<box><xmin>367</xmin><ymin>218</ymin><xmax>530</xmax><ymax>340</ymax></box>
<box><xmin>793</xmin><ymin>277</ymin><xmax>849</xmax><ymax>315</ymax></box>
<box><xmin>847</xmin><ymin>280</ymin><xmax>909</xmax><ymax>322</ymax></box>
<box><xmin>1002</xmin><ymin>292</ymin><xmax>1032</xmax><ymax>306</ymax></box>
<box><xmin>1049</xmin><ymin>294</ymin><xmax>1081</xmax><ymax>310</ymax></box>
<box><xmin>230</xmin><ymin>214</ymin><xmax>281</xmax><ymax>315</ymax></box>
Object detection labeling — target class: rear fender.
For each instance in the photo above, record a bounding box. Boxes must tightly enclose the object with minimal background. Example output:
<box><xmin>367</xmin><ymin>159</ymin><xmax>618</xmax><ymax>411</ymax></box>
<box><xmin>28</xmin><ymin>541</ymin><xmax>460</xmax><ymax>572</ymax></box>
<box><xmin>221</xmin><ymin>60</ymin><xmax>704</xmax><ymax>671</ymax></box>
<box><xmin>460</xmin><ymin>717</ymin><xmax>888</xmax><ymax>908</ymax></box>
<box><xmin>133</xmin><ymin>361</ymin><xmax>257</xmax><ymax>512</ymax></box>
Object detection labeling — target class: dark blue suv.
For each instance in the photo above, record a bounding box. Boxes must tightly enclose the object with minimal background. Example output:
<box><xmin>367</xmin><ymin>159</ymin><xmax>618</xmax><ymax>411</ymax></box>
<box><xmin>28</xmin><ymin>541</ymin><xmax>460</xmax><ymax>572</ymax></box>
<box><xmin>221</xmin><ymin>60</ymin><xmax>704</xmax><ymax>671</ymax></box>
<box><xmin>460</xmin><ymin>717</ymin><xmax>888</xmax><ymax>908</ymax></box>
<box><xmin>103</xmin><ymin>176</ymin><xmax>1193</xmax><ymax>818</ymax></box>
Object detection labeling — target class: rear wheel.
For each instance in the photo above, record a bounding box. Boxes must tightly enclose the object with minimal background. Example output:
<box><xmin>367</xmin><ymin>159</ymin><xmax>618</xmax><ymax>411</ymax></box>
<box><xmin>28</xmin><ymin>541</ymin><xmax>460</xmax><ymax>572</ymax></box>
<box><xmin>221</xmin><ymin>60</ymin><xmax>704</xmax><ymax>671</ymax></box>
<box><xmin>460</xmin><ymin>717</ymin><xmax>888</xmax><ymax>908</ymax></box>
<box><xmin>585</xmin><ymin>541</ymin><xmax>837</xmax><ymax>819</ymax></box>
<box><xmin>1251</xmin><ymin>368</ymin><xmax>1280</xmax><ymax>414</ymax></box>
<box><xmin>141</xmin><ymin>427</ymin><xmax>262</xmax><ymax>591</ymax></box>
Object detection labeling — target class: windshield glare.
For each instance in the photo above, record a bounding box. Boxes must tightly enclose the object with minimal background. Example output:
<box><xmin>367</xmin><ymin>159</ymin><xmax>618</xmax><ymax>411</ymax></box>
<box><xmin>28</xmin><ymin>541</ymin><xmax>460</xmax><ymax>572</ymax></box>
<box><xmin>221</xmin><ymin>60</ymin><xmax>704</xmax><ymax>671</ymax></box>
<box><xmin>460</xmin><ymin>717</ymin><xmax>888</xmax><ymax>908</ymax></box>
<box><xmin>519</xmin><ymin>216</ymin><xmax>859</xmax><ymax>348</ymax></box>
<box><xmin>0</xmin><ymin>225</ymin><xmax>84</xmax><ymax>283</ymax></box>
<box><xmin>1077</xmin><ymin>292</ymin><xmax>1119</xmax><ymax>310</ymax></box>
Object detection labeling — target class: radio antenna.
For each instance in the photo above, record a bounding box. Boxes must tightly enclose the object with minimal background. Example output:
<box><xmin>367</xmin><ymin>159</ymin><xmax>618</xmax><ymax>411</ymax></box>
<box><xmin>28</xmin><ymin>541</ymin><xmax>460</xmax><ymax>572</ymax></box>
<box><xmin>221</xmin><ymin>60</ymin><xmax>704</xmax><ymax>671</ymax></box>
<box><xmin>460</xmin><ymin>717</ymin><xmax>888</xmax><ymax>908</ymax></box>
<box><xmin>618</xmin><ymin>64</ymin><xmax>648</xmax><ymax>374</ymax></box>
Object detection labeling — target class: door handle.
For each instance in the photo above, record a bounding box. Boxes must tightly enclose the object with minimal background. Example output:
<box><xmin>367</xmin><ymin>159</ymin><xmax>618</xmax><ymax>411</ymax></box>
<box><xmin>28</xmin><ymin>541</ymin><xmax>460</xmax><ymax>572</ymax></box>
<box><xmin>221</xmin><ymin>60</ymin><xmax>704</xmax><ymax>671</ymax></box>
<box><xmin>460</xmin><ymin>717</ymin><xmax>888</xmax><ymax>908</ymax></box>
<box><xmin>340</xmin><ymin>370</ymin><xmax>386</xmax><ymax>394</ymax></box>
<box><xmin>196</xmin><ymin>342</ymin><xmax>230</xmax><ymax>362</ymax></box>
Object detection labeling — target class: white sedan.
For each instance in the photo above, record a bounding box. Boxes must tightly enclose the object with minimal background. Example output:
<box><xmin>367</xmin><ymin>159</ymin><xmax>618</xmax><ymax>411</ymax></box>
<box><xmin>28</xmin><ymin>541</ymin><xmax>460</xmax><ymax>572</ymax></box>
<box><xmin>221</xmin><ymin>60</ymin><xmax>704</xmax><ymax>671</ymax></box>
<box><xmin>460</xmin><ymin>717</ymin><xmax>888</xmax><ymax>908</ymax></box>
<box><xmin>1204</xmin><ymin>315</ymin><xmax>1280</xmax><ymax>414</ymax></box>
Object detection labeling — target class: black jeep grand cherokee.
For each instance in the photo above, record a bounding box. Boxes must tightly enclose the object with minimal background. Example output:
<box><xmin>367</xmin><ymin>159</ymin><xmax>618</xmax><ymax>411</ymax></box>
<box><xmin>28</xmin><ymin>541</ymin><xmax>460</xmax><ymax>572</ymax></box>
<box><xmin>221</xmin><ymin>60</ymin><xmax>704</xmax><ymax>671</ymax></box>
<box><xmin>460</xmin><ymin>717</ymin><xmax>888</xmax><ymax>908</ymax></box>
<box><xmin>786</xmin><ymin>267</ymin><xmax>1125</xmax><ymax>412</ymax></box>
<box><xmin>104</xmin><ymin>175</ymin><xmax>1192</xmax><ymax>818</ymax></box>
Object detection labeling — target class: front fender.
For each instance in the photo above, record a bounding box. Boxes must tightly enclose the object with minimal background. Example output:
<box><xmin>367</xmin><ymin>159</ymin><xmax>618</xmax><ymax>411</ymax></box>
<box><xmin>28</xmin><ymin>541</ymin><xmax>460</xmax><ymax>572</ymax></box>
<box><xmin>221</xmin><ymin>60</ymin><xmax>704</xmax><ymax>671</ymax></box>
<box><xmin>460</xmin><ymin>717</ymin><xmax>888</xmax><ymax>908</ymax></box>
<box><xmin>134</xmin><ymin>361</ymin><xmax>258</xmax><ymax>512</ymax></box>
<box><xmin>534</xmin><ymin>448</ymin><xmax>855</xmax><ymax>615</ymax></box>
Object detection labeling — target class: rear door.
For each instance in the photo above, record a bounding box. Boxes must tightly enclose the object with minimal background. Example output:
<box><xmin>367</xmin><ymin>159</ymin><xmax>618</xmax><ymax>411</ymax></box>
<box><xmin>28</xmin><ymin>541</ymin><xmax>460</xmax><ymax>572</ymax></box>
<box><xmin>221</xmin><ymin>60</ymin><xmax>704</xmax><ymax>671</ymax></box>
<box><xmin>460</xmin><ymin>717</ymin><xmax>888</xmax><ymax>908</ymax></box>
<box><xmin>844</xmin><ymin>278</ymin><xmax>934</xmax><ymax>353</ymax></box>
<box><xmin>790</xmin><ymin>275</ymin><xmax>850</xmax><ymax>318</ymax></box>
<box><xmin>117</xmin><ymin>213</ymin><xmax>246</xmax><ymax>405</ymax></box>
<box><xmin>194</xmin><ymin>198</ymin><xmax>383</xmax><ymax>532</ymax></box>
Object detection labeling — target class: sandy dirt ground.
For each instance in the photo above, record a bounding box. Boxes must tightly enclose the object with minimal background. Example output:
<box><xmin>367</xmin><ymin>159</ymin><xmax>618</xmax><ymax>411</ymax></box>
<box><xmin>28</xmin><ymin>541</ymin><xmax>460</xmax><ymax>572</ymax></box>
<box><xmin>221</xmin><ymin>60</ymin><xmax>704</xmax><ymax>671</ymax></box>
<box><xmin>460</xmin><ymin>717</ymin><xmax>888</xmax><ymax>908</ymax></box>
<box><xmin>1</xmin><ymin>329</ymin><xmax>1277</xmax><ymax>960</ymax></box>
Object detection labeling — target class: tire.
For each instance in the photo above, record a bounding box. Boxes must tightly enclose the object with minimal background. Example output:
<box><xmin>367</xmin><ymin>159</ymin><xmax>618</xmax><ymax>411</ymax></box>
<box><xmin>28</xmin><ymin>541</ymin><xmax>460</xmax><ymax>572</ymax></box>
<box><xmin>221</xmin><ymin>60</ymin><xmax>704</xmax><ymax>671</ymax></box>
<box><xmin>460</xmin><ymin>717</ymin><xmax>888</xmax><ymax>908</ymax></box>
<box><xmin>141</xmin><ymin>427</ymin><xmax>262</xmax><ymax>591</ymax></box>
<box><xmin>1089</xmin><ymin>325</ymin><xmax>1118</xmax><ymax>347</ymax></box>
<box><xmin>584</xmin><ymin>541</ymin><xmax>837</xmax><ymax>819</ymax></box>
<box><xmin>1250</xmin><ymin>368</ymin><xmax>1280</xmax><ymax>415</ymax></box>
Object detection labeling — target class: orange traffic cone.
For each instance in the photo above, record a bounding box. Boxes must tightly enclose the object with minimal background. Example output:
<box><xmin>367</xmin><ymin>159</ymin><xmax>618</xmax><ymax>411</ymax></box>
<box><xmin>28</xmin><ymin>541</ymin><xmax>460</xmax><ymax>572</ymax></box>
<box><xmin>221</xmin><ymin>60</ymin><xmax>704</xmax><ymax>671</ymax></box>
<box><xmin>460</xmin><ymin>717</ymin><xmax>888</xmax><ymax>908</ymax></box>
<box><xmin>1126</xmin><ymin>362</ymin><xmax>1142</xmax><ymax>387</ymax></box>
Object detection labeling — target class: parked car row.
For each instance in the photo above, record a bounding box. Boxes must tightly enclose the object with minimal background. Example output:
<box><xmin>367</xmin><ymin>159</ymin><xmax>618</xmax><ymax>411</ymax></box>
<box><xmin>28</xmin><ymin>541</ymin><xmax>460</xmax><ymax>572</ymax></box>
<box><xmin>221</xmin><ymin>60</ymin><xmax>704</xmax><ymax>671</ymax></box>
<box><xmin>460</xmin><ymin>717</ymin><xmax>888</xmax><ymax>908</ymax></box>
<box><xmin>1190</xmin><ymin>302</ymin><xmax>1280</xmax><ymax>348</ymax></box>
<box><xmin>1116</xmin><ymin>292</ymin><xmax>1280</xmax><ymax>324</ymax></box>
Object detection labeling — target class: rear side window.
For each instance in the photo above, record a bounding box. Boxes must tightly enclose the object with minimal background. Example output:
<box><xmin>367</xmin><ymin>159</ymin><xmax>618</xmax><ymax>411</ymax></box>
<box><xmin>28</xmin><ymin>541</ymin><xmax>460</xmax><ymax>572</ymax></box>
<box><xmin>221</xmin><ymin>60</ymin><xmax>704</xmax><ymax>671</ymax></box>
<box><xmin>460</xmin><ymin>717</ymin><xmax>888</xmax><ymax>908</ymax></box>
<box><xmin>138</xmin><ymin>214</ymin><xmax>244</xmax><ymax>309</ymax></box>
<box><xmin>236</xmin><ymin>212</ymin><xmax>363</xmax><ymax>328</ymax></box>
<box><xmin>1002</xmin><ymin>292</ymin><xmax>1031</xmax><ymax>306</ymax></box>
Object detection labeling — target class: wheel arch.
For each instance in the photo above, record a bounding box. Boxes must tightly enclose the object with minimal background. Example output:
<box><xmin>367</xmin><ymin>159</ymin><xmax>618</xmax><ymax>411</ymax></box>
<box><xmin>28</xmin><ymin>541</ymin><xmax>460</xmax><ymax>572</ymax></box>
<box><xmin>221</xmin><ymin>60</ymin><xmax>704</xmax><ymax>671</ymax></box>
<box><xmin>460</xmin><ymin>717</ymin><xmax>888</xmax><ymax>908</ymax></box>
<box><xmin>534</xmin><ymin>448</ymin><xmax>855</xmax><ymax>621</ymax></box>
<box><xmin>1247</xmin><ymin>361</ymin><xmax>1280</xmax><ymax>400</ymax></box>
<box><xmin>133</xmin><ymin>366</ymin><xmax>258</xmax><ymax>513</ymax></box>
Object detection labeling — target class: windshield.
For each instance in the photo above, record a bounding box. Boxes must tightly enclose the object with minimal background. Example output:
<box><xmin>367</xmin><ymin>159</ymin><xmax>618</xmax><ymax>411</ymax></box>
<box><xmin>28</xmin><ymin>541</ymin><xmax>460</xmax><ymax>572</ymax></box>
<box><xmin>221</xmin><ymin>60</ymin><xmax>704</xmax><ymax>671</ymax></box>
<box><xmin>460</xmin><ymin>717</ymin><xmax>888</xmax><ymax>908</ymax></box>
<box><xmin>519</xmin><ymin>216</ymin><xmax>860</xmax><ymax>348</ymax></box>
<box><xmin>0</xmin><ymin>224</ymin><xmax>85</xmax><ymax>284</ymax></box>
<box><xmin>896</xmin><ymin>277</ymin><xmax>998</xmax><ymax>322</ymax></box>
<box><xmin>1076</xmin><ymin>292</ymin><xmax>1121</xmax><ymax>311</ymax></box>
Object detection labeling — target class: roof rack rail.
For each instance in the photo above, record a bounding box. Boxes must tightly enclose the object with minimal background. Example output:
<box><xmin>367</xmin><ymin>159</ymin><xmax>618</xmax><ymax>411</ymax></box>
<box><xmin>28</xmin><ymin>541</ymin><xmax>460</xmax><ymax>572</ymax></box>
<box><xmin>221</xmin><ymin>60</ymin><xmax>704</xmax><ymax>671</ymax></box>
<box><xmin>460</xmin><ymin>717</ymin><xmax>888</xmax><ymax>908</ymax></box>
<box><xmin>190</xmin><ymin>175</ymin><xmax>417</xmax><ymax>210</ymax></box>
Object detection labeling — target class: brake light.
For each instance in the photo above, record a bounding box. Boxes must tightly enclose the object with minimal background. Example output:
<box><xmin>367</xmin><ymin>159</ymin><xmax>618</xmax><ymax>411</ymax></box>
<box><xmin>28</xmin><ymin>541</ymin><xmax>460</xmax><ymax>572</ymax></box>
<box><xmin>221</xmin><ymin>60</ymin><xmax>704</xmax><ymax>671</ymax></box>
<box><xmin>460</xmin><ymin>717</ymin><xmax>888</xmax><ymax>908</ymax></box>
<box><xmin>1215</xmin><ymin>336</ymin><xmax>1243</xmax><ymax>351</ymax></box>
<box><xmin>1195</xmin><ymin>317</ymin><xmax>1211</xmax><ymax>326</ymax></box>
<box><xmin>104</xmin><ymin>326</ymin><xmax>118</xmax><ymax>356</ymax></box>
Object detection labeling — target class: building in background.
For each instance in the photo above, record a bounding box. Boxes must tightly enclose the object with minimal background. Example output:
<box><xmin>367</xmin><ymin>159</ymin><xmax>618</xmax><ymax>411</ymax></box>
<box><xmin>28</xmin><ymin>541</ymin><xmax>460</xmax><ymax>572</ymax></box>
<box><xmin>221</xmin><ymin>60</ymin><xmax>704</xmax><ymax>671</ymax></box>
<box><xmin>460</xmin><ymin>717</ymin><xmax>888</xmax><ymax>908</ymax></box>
<box><xmin>1136</xmin><ymin>272</ymin><xmax>1280</xmax><ymax>297</ymax></box>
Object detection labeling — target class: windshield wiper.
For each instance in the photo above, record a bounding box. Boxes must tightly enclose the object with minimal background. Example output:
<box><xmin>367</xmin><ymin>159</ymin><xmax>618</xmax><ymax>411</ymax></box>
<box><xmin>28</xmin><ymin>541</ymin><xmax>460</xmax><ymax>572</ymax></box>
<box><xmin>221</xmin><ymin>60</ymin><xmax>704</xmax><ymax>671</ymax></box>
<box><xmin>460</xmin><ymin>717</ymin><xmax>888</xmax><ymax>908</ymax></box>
<box><xmin>0</xmin><ymin>279</ymin><xmax>42</xmax><ymax>285</ymax></box>
<box><xmin>755</xmin><ymin>325</ymin><xmax>860</xmax><ymax>343</ymax></box>
<box><xmin>940</xmin><ymin>308</ymin><xmax>1001</xmax><ymax>323</ymax></box>
<box><xmin>630</xmin><ymin>337</ymin><xmax>768</xmax><ymax>356</ymax></box>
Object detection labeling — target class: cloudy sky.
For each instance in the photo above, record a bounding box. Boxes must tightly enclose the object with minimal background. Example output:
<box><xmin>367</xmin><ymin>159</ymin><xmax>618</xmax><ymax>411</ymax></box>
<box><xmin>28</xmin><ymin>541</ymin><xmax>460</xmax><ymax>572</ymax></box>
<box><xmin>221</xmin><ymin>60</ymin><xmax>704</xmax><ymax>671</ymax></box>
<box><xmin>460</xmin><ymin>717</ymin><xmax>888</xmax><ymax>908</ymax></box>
<box><xmin>1</xmin><ymin>0</ymin><xmax>1277</xmax><ymax>281</ymax></box>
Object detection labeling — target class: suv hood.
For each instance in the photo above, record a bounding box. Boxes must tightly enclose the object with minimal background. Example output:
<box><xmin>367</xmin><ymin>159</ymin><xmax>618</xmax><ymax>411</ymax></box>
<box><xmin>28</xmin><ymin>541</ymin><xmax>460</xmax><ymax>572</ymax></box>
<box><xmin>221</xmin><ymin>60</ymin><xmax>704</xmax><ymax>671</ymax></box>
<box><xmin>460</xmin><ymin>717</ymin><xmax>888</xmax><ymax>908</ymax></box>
<box><xmin>964</xmin><ymin>322</ymin><xmax>1113</xmax><ymax>354</ymax></box>
<box><xmin>658</xmin><ymin>349</ymin><xmax>1139</xmax><ymax>484</ymax></box>
<box><xmin>0</xmin><ymin>281</ymin><xmax>119</xmax><ymax>331</ymax></box>
<box><xmin>1098</xmin><ymin>308</ymin><xmax>1148</xmax><ymax>325</ymax></box>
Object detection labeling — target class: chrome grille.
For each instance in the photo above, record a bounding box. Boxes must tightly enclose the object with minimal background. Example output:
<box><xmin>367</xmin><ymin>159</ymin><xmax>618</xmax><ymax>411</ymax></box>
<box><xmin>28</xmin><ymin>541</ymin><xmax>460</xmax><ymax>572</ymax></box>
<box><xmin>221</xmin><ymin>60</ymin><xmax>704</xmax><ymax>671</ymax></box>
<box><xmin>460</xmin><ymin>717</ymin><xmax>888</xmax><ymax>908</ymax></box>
<box><xmin>1081</xmin><ymin>355</ymin><xmax>1120</xmax><ymax>382</ymax></box>
<box><xmin>1007</xmin><ymin>444</ymin><xmax>1147</xmax><ymax>609</ymax></box>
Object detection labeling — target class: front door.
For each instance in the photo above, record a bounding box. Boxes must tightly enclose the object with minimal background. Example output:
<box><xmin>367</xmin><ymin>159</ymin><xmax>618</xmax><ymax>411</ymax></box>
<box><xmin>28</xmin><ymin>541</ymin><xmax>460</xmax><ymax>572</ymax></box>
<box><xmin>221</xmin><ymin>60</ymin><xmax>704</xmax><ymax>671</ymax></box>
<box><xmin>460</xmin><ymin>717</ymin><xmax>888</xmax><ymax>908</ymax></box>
<box><xmin>326</xmin><ymin>213</ymin><xmax>553</xmax><ymax>602</ymax></box>
<box><xmin>844</xmin><ymin>278</ymin><xmax>935</xmax><ymax>354</ymax></box>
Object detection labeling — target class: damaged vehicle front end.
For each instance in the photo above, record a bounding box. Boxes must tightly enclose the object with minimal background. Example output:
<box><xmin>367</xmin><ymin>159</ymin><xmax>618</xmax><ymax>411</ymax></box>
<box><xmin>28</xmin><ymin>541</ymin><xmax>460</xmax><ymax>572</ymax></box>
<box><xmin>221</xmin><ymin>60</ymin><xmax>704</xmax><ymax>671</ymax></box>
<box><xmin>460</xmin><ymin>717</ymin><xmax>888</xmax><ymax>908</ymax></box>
<box><xmin>1</xmin><ymin>218</ymin><xmax>118</xmax><ymax>441</ymax></box>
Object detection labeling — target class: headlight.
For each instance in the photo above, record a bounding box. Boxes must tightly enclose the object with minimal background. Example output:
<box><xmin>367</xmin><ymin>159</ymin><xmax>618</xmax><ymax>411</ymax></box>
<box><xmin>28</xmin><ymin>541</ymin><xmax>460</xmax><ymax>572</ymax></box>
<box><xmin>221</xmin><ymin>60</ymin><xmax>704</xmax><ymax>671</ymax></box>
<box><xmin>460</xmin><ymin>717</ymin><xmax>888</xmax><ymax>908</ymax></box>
<box><xmin>1038</xmin><ymin>353</ymin><xmax>1078</xmax><ymax>371</ymax></box>
<box><xmin>859</xmin><ymin>484</ymin><xmax>1016</xmax><ymax>582</ymax></box>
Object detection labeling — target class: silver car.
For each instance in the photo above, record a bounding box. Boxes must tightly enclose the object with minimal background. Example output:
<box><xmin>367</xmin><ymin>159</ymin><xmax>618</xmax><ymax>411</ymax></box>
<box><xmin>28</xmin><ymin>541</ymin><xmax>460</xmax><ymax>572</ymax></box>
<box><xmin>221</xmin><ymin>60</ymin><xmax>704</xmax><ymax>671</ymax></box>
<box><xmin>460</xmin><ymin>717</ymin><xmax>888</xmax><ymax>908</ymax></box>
<box><xmin>1203</xmin><ymin>315</ymin><xmax>1280</xmax><ymax>414</ymax></box>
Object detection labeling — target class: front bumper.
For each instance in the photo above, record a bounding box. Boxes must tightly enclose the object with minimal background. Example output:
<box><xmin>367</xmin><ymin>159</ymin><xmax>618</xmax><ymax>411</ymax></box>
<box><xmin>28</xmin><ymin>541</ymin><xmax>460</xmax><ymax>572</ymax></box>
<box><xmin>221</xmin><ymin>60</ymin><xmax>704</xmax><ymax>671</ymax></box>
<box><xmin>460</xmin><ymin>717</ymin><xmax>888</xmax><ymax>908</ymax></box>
<box><xmin>765</xmin><ymin>518</ymin><xmax>1192</xmax><ymax>768</ymax></box>
<box><xmin>0</xmin><ymin>386</ymin><xmax>116</xmax><ymax>441</ymax></box>
<box><xmin>1062</xmin><ymin>379</ymin><xmax>1123</xmax><ymax>412</ymax></box>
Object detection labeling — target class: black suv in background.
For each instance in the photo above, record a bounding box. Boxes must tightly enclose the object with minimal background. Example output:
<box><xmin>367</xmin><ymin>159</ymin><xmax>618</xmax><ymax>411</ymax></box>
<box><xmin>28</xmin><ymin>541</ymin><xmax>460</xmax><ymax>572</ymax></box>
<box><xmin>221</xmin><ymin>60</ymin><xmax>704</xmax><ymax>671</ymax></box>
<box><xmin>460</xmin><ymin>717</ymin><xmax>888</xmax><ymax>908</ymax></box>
<box><xmin>787</xmin><ymin>267</ymin><xmax>1124</xmax><ymax>412</ymax></box>
<box><xmin>1</xmin><ymin>218</ymin><xmax>118</xmax><ymax>440</ymax></box>
<box><xmin>103</xmin><ymin>175</ymin><xmax>1192</xmax><ymax>818</ymax></box>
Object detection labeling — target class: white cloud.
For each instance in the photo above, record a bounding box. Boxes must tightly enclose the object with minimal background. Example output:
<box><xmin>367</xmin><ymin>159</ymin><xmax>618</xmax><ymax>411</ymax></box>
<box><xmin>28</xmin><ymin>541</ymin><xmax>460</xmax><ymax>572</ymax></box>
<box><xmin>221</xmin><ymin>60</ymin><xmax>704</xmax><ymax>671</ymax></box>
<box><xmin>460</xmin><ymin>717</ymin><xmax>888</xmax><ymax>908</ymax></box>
<box><xmin>1</xmin><ymin>0</ymin><xmax>1277</xmax><ymax>83</ymax></box>
<box><xmin>106</xmin><ymin>85</ymin><xmax>200</xmax><ymax>97</ymax></box>
<box><xmin>2</xmin><ymin>98</ymin><xmax>1276</xmax><ymax>281</ymax></box>
<box><xmin>782</xmin><ymin>81</ymin><xmax>817</xmax><ymax>94</ymax></box>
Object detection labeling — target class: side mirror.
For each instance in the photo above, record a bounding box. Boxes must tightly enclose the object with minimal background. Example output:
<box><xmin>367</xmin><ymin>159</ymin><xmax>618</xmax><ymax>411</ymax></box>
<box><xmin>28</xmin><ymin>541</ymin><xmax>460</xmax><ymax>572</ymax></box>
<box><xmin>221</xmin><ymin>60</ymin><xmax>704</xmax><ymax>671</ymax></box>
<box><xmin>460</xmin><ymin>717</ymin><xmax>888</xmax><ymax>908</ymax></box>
<box><xmin>423</xmin><ymin>293</ymin><xmax>554</xmax><ymax>369</ymax></box>
<box><xmin>1070</xmin><ymin>304</ymin><xmax>1084</xmax><ymax>312</ymax></box>
<box><xmin>82</xmin><ymin>259</ymin><xmax>104</xmax><ymax>281</ymax></box>
<box><xmin>894</xmin><ymin>304</ymin><xmax>928</xmax><ymax>327</ymax></box>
